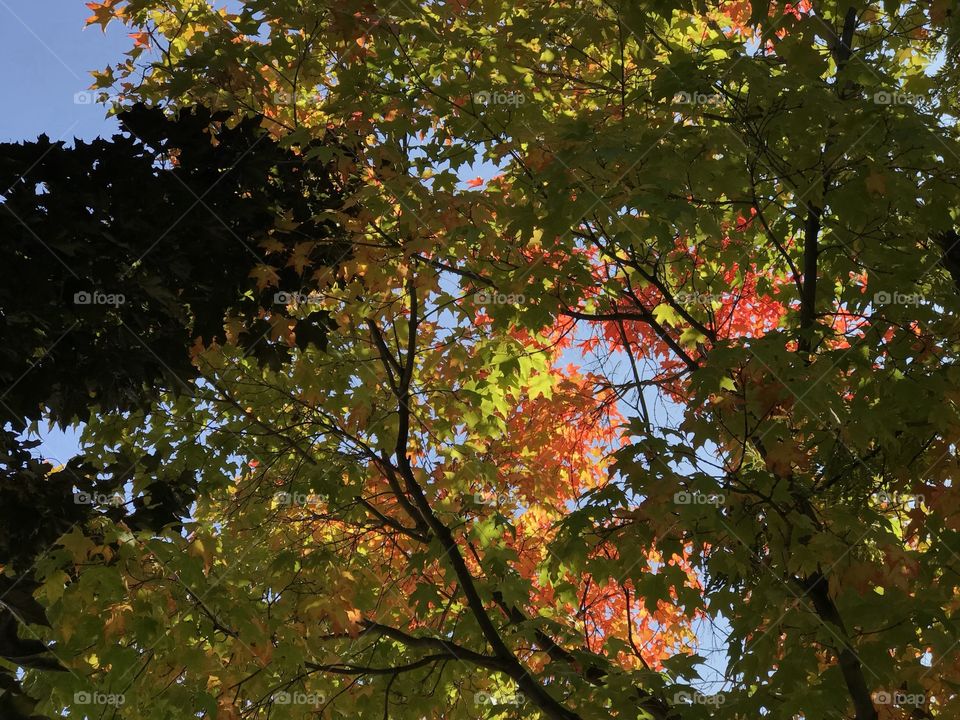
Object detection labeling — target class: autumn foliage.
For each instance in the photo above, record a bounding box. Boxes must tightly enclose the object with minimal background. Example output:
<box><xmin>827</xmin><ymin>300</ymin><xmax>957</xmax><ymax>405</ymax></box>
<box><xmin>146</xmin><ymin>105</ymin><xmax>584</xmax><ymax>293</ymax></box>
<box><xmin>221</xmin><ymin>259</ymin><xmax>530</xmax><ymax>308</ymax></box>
<box><xmin>4</xmin><ymin>1</ymin><xmax>960</xmax><ymax>719</ymax></box>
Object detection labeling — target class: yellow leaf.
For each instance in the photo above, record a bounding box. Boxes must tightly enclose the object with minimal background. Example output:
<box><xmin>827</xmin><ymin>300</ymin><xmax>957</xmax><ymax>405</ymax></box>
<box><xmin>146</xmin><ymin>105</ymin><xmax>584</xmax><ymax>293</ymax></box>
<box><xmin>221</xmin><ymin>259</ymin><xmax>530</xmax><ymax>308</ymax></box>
<box><xmin>188</xmin><ymin>537</ymin><xmax>214</xmax><ymax>575</ymax></box>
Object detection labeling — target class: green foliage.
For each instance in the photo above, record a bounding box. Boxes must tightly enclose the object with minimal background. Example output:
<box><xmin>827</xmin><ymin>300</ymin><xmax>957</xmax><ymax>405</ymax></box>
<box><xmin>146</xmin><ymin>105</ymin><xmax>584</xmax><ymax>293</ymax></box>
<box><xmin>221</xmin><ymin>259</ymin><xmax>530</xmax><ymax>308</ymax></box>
<box><xmin>8</xmin><ymin>0</ymin><xmax>960</xmax><ymax>718</ymax></box>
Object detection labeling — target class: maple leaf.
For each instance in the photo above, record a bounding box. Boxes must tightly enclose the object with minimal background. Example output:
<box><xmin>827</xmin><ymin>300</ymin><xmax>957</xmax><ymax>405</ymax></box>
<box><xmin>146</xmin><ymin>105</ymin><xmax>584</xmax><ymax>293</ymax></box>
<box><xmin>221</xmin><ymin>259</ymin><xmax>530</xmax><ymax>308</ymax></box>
<box><xmin>85</xmin><ymin>0</ymin><xmax>122</xmax><ymax>31</ymax></box>
<box><xmin>249</xmin><ymin>263</ymin><xmax>280</xmax><ymax>290</ymax></box>
<box><xmin>466</xmin><ymin>177</ymin><xmax>485</xmax><ymax>188</ymax></box>
<box><xmin>268</xmin><ymin>315</ymin><xmax>296</xmax><ymax>344</ymax></box>
<box><xmin>129</xmin><ymin>31</ymin><xmax>151</xmax><ymax>49</ymax></box>
<box><xmin>91</xmin><ymin>65</ymin><xmax>116</xmax><ymax>90</ymax></box>
<box><xmin>763</xmin><ymin>437</ymin><xmax>805</xmax><ymax>478</ymax></box>
<box><xmin>259</xmin><ymin>236</ymin><xmax>286</xmax><ymax>255</ymax></box>
<box><xmin>286</xmin><ymin>241</ymin><xmax>317</xmax><ymax>274</ymax></box>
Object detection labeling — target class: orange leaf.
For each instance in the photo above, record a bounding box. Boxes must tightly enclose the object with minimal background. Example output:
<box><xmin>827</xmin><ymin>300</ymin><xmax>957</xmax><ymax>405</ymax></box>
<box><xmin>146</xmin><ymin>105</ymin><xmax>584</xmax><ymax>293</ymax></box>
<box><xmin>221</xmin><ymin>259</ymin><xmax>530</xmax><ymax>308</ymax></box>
<box><xmin>129</xmin><ymin>31</ymin><xmax>151</xmax><ymax>49</ymax></box>
<box><xmin>85</xmin><ymin>0</ymin><xmax>122</xmax><ymax>31</ymax></box>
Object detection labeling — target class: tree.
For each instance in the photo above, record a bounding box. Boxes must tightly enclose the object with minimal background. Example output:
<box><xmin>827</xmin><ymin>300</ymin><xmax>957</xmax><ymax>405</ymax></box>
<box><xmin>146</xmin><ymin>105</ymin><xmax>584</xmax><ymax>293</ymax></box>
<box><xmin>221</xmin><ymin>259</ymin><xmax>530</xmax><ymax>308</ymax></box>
<box><xmin>11</xmin><ymin>0</ymin><xmax>960</xmax><ymax>718</ymax></box>
<box><xmin>0</xmin><ymin>103</ymin><xmax>350</xmax><ymax>718</ymax></box>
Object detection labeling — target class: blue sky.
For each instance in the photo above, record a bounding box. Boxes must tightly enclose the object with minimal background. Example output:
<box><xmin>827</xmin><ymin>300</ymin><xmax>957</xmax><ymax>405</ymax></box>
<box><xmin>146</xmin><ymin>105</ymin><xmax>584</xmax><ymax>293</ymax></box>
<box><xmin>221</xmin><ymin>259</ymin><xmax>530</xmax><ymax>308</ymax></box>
<box><xmin>0</xmin><ymin>0</ymin><xmax>130</xmax><ymax>142</ymax></box>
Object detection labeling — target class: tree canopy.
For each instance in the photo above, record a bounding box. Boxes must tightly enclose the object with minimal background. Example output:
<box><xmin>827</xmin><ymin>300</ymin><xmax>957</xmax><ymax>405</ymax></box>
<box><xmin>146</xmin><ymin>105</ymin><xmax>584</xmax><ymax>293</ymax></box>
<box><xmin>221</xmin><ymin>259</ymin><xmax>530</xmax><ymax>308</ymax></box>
<box><xmin>0</xmin><ymin>102</ymin><xmax>350</xmax><ymax>718</ymax></box>
<box><xmin>4</xmin><ymin>0</ymin><xmax>960</xmax><ymax>718</ymax></box>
